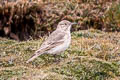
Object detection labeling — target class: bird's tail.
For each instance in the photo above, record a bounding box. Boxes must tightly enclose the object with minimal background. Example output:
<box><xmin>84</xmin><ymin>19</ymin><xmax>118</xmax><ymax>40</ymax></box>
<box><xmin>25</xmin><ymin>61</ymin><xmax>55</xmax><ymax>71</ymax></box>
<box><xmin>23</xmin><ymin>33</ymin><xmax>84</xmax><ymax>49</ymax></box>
<box><xmin>26</xmin><ymin>50</ymin><xmax>43</xmax><ymax>63</ymax></box>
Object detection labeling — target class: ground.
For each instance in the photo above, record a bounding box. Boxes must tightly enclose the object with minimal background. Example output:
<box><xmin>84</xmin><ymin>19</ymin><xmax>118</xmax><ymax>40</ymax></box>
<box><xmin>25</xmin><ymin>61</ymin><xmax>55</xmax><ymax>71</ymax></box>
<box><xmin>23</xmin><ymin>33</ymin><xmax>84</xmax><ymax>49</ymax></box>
<box><xmin>0</xmin><ymin>29</ymin><xmax>120</xmax><ymax>80</ymax></box>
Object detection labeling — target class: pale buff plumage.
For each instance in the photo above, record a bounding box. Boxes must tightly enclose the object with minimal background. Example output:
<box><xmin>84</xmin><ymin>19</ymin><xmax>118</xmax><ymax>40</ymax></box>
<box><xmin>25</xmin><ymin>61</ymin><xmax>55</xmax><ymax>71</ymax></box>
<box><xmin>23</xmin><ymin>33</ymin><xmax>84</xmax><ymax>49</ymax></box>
<box><xmin>26</xmin><ymin>20</ymin><xmax>76</xmax><ymax>63</ymax></box>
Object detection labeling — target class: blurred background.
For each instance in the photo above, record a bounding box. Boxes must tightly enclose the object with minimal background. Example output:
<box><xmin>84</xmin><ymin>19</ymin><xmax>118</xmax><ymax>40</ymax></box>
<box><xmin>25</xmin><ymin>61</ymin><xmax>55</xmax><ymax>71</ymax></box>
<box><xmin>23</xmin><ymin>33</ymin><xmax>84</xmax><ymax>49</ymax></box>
<box><xmin>0</xmin><ymin>0</ymin><xmax>120</xmax><ymax>41</ymax></box>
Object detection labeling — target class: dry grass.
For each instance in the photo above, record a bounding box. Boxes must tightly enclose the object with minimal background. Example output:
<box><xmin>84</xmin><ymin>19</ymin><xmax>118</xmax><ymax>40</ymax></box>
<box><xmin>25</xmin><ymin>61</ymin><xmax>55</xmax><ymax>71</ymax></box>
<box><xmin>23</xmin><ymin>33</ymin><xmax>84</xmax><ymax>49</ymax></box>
<box><xmin>0</xmin><ymin>29</ymin><xmax>120</xmax><ymax>80</ymax></box>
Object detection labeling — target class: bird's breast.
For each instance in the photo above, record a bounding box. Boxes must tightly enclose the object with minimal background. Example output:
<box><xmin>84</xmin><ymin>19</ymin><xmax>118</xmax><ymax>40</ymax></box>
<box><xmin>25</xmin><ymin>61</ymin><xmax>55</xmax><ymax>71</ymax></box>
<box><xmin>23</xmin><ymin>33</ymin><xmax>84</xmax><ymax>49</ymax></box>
<box><xmin>64</xmin><ymin>32</ymin><xmax>71</xmax><ymax>48</ymax></box>
<box><xmin>48</xmin><ymin>32</ymin><xmax>71</xmax><ymax>54</ymax></box>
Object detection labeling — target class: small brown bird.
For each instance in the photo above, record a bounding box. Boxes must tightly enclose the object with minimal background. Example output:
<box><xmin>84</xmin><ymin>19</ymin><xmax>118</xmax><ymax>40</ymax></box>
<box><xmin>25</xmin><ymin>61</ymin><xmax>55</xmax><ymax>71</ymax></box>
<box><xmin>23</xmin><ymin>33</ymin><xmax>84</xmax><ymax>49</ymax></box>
<box><xmin>26</xmin><ymin>20</ymin><xmax>76</xmax><ymax>63</ymax></box>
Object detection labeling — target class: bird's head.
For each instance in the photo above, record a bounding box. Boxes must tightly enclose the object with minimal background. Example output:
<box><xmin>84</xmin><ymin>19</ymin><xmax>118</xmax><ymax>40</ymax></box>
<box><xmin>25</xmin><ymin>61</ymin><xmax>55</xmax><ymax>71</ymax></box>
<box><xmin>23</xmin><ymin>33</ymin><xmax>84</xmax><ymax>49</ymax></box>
<box><xmin>57</xmin><ymin>20</ymin><xmax>77</xmax><ymax>31</ymax></box>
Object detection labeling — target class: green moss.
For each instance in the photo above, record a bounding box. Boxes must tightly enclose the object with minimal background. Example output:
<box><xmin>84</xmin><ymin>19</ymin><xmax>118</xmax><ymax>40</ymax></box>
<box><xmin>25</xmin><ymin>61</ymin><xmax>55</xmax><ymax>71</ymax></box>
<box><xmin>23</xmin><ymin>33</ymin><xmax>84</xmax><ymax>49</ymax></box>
<box><xmin>51</xmin><ymin>58</ymin><xmax>119</xmax><ymax>80</ymax></box>
<box><xmin>0</xmin><ymin>68</ymin><xmax>26</xmax><ymax>80</ymax></box>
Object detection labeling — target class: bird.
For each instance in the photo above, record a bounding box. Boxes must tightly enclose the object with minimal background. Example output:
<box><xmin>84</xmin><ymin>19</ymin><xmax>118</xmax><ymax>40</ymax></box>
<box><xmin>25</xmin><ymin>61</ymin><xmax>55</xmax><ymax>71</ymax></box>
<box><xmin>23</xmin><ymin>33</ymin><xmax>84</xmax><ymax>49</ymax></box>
<box><xmin>26</xmin><ymin>20</ymin><xmax>76</xmax><ymax>63</ymax></box>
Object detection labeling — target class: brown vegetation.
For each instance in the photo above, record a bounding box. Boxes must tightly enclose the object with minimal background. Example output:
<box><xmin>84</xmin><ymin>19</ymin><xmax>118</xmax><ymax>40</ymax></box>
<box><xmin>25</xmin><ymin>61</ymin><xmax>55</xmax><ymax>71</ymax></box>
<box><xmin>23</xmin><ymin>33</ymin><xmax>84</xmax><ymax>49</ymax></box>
<box><xmin>0</xmin><ymin>1</ymin><xmax>44</xmax><ymax>41</ymax></box>
<box><xmin>0</xmin><ymin>0</ymin><xmax>120</xmax><ymax>41</ymax></box>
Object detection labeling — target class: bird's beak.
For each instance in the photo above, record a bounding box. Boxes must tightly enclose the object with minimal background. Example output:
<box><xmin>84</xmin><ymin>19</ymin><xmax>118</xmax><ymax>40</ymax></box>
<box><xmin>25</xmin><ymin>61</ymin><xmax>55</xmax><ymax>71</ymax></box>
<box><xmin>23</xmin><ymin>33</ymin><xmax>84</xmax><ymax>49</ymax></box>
<box><xmin>71</xmin><ymin>22</ymin><xmax>77</xmax><ymax>25</ymax></box>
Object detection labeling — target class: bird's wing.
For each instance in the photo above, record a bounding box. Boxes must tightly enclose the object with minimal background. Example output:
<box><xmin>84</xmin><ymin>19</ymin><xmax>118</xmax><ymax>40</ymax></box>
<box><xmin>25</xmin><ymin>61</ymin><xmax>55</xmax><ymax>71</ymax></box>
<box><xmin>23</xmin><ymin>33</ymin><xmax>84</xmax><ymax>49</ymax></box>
<box><xmin>26</xmin><ymin>30</ymin><xmax>65</xmax><ymax>63</ymax></box>
<box><xmin>39</xmin><ymin>30</ymin><xmax>65</xmax><ymax>51</ymax></box>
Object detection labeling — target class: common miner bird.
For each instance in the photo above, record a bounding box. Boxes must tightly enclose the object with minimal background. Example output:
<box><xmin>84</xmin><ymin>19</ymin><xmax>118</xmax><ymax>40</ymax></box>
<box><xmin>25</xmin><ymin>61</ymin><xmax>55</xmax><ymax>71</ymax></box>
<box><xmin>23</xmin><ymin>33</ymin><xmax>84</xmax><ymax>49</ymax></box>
<box><xmin>26</xmin><ymin>20</ymin><xmax>76</xmax><ymax>63</ymax></box>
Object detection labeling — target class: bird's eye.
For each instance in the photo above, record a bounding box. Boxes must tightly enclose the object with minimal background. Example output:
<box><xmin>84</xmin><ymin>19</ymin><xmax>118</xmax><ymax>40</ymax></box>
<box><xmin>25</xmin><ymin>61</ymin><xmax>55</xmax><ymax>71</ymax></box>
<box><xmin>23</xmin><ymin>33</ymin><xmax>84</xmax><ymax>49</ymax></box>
<box><xmin>65</xmin><ymin>23</ymin><xmax>67</xmax><ymax>25</ymax></box>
